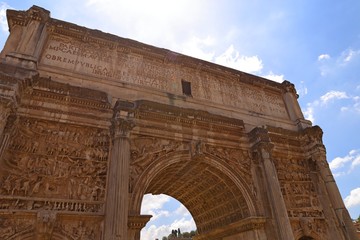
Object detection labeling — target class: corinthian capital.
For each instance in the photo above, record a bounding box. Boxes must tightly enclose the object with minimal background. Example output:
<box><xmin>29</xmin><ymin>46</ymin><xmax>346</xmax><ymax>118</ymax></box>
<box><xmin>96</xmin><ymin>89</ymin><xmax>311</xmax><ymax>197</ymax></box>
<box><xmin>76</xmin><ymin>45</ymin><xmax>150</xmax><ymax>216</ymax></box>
<box><xmin>112</xmin><ymin>118</ymin><xmax>135</xmax><ymax>138</ymax></box>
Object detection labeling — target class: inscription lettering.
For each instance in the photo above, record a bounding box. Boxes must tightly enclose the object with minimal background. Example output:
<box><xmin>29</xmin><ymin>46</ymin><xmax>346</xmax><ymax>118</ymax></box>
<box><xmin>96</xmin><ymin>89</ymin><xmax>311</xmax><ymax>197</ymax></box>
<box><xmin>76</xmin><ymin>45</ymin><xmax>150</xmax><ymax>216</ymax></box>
<box><xmin>40</xmin><ymin>35</ymin><xmax>289</xmax><ymax>119</ymax></box>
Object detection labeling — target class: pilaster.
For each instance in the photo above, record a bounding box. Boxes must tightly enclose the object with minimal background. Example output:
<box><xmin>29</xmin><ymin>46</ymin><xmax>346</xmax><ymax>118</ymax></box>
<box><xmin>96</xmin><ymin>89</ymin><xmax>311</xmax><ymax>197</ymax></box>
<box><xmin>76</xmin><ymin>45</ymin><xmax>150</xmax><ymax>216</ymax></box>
<box><xmin>250</xmin><ymin>127</ymin><xmax>295</xmax><ymax>240</ymax></box>
<box><xmin>0</xmin><ymin>113</ymin><xmax>17</xmax><ymax>161</ymax></box>
<box><xmin>0</xmin><ymin>102</ymin><xmax>12</xmax><ymax>138</ymax></box>
<box><xmin>104</xmin><ymin>116</ymin><xmax>135</xmax><ymax>240</ymax></box>
<box><xmin>2</xmin><ymin>6</ymin><xmax>50</xmax><ymax>71</ymax></box>
<box><xmin>281</xmin><ymin>81</ymin><xmax>312</xmax><ymax>130</ymax></box>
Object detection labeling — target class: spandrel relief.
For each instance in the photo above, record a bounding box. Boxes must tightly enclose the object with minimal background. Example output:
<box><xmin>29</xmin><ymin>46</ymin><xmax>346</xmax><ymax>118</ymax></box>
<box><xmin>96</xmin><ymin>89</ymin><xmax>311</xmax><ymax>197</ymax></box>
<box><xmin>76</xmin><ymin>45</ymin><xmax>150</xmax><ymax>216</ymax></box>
<box><xmin>55</xmin><ymin>219</ymin><xmax>103</xmax><ymax>240</ymax></box>
<box><xmin>0</xmin><ymin>217</ymin><xmax>36</xmax><ymax>239</ymax></box>
<box><xmin>274</xmin><ymin>157</ymin><xmax>324</xmax><ymax>218</ymax></box>
<box><xmin>129</xmin><ymin>137</ymin><xmax>185</xmax><ymax>191</ymax></box>
<box><xmin>205</xmin><ymin>145</ymin><xmax>252</xmax><ymax>184</ymax></box>
<box><xmin>0</xmin><ymin>117</ymin><xmax>110</xmax><ymax>212</ymax></box>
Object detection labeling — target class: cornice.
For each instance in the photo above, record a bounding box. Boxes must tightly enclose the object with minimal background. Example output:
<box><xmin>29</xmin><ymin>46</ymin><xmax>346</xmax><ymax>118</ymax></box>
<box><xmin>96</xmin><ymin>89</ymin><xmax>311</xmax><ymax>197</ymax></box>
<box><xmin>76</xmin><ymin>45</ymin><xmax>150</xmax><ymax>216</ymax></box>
<box><xmin>30</xmin><ymin>75</ymin><xmax>110</xmax><ymax>103</ymax></box>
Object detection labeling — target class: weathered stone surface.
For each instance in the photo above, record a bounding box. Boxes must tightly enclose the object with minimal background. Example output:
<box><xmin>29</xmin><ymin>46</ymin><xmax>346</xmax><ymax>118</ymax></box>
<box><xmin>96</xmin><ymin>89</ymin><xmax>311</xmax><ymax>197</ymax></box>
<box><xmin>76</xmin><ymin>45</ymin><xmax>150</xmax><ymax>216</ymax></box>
<box><xmin>0</xmin><ymin>5</ymin><xmax>358</xmax><ymax>240</ymax></box>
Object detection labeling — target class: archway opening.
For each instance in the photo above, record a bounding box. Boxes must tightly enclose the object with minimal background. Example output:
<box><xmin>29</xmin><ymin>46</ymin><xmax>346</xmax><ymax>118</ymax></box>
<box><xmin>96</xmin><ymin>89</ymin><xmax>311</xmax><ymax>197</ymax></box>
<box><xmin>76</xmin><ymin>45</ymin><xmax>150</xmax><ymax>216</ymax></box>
<box><xmin>135</xmin><ymin>156</ymin><xmax>254</xmax><ymax>238</ymax></box>
<box><xmin>140</xmin><ymin>193</ymin><xmax>196</xmax><ymax>239</ymax></box>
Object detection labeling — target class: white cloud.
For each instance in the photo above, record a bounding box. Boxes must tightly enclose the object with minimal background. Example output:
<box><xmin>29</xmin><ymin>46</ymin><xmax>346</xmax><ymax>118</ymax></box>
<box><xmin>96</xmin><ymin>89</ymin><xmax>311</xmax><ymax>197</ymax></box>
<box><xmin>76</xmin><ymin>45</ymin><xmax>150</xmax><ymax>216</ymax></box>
<box><xmin>317</xmin><ymin>48</ymin><xmax>360</xmax><ymax>76</ymax></box>
<box><xmin>0</xmin><ymin>2</ymin><xmax>11</xmax><ymax>32</ymax></box>
<box><xmin>305</xmin><ymin>89</ymin><xmax>360</xmax><ymax>123</ymax></box>
<box><xmin>351</xmin><ymin>154</ymin><xmax>360</xmax><ymax>170</ymax></box>
<box><xmin>82</xmin><ymin>0</ymin><xmax>212</xmax><ymax>51</ymax></box>
<box><xmin>344</xmin><ymin>187</ymin><xmax>360</xmax><ymax>209</ymax></box>
<box><xmin>141</xmin><ymin>195</ymin><xmax>196</xmax><ymax>239</ymax></box>
<box><xmin>215</xmin><ymin>45</ymin><xmax>263</xmax><ymax>73</ymax></box>
<box><xmin>303</xmin><ymin>100</ymin><xmax>319</xmax><ymax>123</ymax></box>
<box><xmin>332</xmin><ymin>93</ymin><xmax>360</xmax><ymax>114</ymax></box>
<box><xmin>141</xmin><ymin>217</ymin><xmax>196</xmax><ymax>240</ymax></box>
<box><xmin>329</xmin><ymin>149</ymin><xmax>360</xmax><ymax>173</ymax></box>
<box><xmin>180</xmin><ymin>36</ymin><xmax>215</xmax><ymax>62</ymax></box>
<box><xmin>318</xmin><ymin>54</ymin><xmax>330</xmax><ymax>61</ymax></box>
<box><xmin>141</xmin><ymin>194</ymin><xmax>170</xmax><ymax>214</ymax></box>
<box><xmin>297</xmin><ymin>81</ymin><xmax>308</xmax><ymax>97</ymax></box>
<box><xmin>261</xmin><ymin>71</ymin><xmax>284</xmax><ymax>83</ymax></box>
<box><xmin>320</xmin><ymin>91</ymin><xmax>349</xmax><ymax>105</ymax></box>
<box><xmin>329</xmin><ymin>154</ymin><xmax>354</xmax><ymax>170</ymax></box>
<box><xmin>341</xmin><ymin>49</ymin><xmax>360</xmax><ymax>64</ymax></box>
<box><xmin>175</xmin><ymin>204</ymin><xmax>190</xmax><ymax>216</ymax></box>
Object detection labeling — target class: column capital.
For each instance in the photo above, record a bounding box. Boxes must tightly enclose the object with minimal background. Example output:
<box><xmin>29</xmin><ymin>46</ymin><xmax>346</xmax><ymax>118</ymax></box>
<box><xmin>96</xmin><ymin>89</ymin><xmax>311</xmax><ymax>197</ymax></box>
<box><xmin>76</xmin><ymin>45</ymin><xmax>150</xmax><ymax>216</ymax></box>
<box><xmin>249</xmin><ymin>127</ymin><xmax>274</xmax><ymax>163</ymax></box>
<box><xmin>112</xmin><ymin>118</ymin><xmax>135</xmax><ymax>138</ymax></box>
<box><xmin>301</xmin><ymin>126</ymin><xmax>325</xmax><ymax>155</ymax></box>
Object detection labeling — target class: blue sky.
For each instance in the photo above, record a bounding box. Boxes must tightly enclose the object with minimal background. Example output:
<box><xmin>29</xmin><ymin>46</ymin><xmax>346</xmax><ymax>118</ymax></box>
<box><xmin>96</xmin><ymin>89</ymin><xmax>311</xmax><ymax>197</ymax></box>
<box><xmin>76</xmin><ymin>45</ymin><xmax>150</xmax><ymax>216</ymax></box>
<box><xmin>1</xmin><ymin>1</ymin><xmax>360</xmax><ymax>239</ymax></box>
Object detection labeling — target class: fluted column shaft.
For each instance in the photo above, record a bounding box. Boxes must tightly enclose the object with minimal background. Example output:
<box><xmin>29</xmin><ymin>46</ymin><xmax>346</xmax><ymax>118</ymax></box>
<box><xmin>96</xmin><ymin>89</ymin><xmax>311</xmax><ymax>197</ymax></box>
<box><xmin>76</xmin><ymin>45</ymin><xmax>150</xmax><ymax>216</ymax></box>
<box><xmin>255</xmin><ymin>142</ymin><xmax>295</xmax><ymax>240</ymax></box>
<box><xmin>313</xmin><ymin>149</ymin><xmax>358</xmax><ymax>240</ymax></box>
<box><xmin>105</xmin><ymin>119</ymin><xmax>134</xmax><ymax>240</ymax></box>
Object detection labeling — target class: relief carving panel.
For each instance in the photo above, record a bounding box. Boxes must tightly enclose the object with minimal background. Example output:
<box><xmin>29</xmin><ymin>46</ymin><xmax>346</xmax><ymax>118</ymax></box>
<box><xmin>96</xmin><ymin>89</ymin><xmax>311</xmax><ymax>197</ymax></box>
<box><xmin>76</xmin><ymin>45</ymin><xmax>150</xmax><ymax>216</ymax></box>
<box><xmin>0</xmin><ymin>117</ymin><xmax>110</xmax><ymax>214</ymax></box>
<box><xmin>129</xmin><ymin>137</ymin><xmax>186</xmax><ymax>191</ymax></box>
<box><xmin>0</xmin><ymin>216</ymin><xmax>36</xmax><ymax>239</ymax></box>
<box><xmin>54</xmin><ymin>218</ymin><xmax>103</xmax><ymax>240</ymax></box>
<box><xmin>274</xmin><ymin>157</ymin><xmax>324</xmax><ymax>218</ymax></box>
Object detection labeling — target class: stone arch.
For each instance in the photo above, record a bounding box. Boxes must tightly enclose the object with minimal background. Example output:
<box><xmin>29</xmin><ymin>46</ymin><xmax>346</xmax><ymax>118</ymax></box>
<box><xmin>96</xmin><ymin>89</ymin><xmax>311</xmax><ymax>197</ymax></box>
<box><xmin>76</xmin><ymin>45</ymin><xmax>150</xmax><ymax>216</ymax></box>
<box><xmin>130</xmin><ymin>149</ymin><xmax>258</xmax><ymax>235</ymax></box>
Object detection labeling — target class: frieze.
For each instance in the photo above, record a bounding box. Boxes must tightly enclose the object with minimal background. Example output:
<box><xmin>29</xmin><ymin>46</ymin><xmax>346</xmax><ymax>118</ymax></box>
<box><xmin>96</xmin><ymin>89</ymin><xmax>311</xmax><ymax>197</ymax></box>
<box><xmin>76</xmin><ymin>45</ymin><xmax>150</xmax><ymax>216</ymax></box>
<box><xmin>0</xmin><ymin>117</ymin><xmax>109</xmax><ymax>205</ymax></box>
<box><xmin>0</xmin><ymin>196</ymin><xmax>104</xmax><ymax>214</ymax></box>
<box><xmin>133</xmin><ymin>100</ymin><xmax>245</xmax><ymax>134</ymax></box>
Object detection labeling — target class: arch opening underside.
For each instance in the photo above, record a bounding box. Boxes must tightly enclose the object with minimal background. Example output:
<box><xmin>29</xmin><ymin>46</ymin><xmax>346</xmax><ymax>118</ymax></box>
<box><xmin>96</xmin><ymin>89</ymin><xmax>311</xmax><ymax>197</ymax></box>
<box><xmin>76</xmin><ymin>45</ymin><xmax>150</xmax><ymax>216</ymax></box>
<box><xmin>143</xmin><ymin>158</ymin><xmax>252</xmax><ymax>235</ymax></box>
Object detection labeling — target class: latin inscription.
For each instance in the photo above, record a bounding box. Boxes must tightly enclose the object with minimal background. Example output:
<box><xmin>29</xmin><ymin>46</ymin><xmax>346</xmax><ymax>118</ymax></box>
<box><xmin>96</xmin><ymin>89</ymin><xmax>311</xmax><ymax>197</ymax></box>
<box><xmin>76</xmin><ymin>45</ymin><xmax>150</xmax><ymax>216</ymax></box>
<box><xmin>40</xmin><ymin>35</ymin><xmax>289</xmax><ymax>119</ymax></box>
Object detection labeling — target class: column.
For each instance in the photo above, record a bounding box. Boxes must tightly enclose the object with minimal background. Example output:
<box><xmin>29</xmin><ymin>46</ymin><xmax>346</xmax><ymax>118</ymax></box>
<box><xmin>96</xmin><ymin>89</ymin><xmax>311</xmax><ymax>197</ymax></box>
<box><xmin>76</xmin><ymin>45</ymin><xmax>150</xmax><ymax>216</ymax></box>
<box><xmin>251</xmin><ymin>127</ymin><xmax>294</xmax><ymax>240</ymax></box>
<box><xmin>306</xmin><ymin>129</ymin><xmax>358</xmax><ymax>239</ymax></box>
<box><xmin>104</xmin><ymin>118</ymin><xmax>135</xmax><ymax>240</ymax></box>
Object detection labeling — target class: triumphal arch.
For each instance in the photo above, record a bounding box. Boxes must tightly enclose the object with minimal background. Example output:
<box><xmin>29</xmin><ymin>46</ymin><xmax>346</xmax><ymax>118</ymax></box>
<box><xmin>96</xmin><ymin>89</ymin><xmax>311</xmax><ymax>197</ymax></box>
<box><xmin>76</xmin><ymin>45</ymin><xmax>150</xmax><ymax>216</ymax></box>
<box><xmin>0</xmin><ymin>6</ymin><xmax>358</xmax><ymax>240</ymax></box>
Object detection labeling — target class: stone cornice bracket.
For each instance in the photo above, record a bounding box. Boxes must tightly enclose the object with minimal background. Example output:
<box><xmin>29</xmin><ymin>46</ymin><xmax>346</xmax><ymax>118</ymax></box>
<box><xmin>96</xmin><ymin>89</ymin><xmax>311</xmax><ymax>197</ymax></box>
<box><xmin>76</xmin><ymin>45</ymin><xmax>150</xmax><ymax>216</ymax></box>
<box><xmin>128</xmin><ymin>215</ymin><xmax>152</xmax><ymax>230</ymax></box>
<box><xmin>7</xmin><ymin>5</ymin><xmax>50</xmax><ymax>30</ymax></box>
